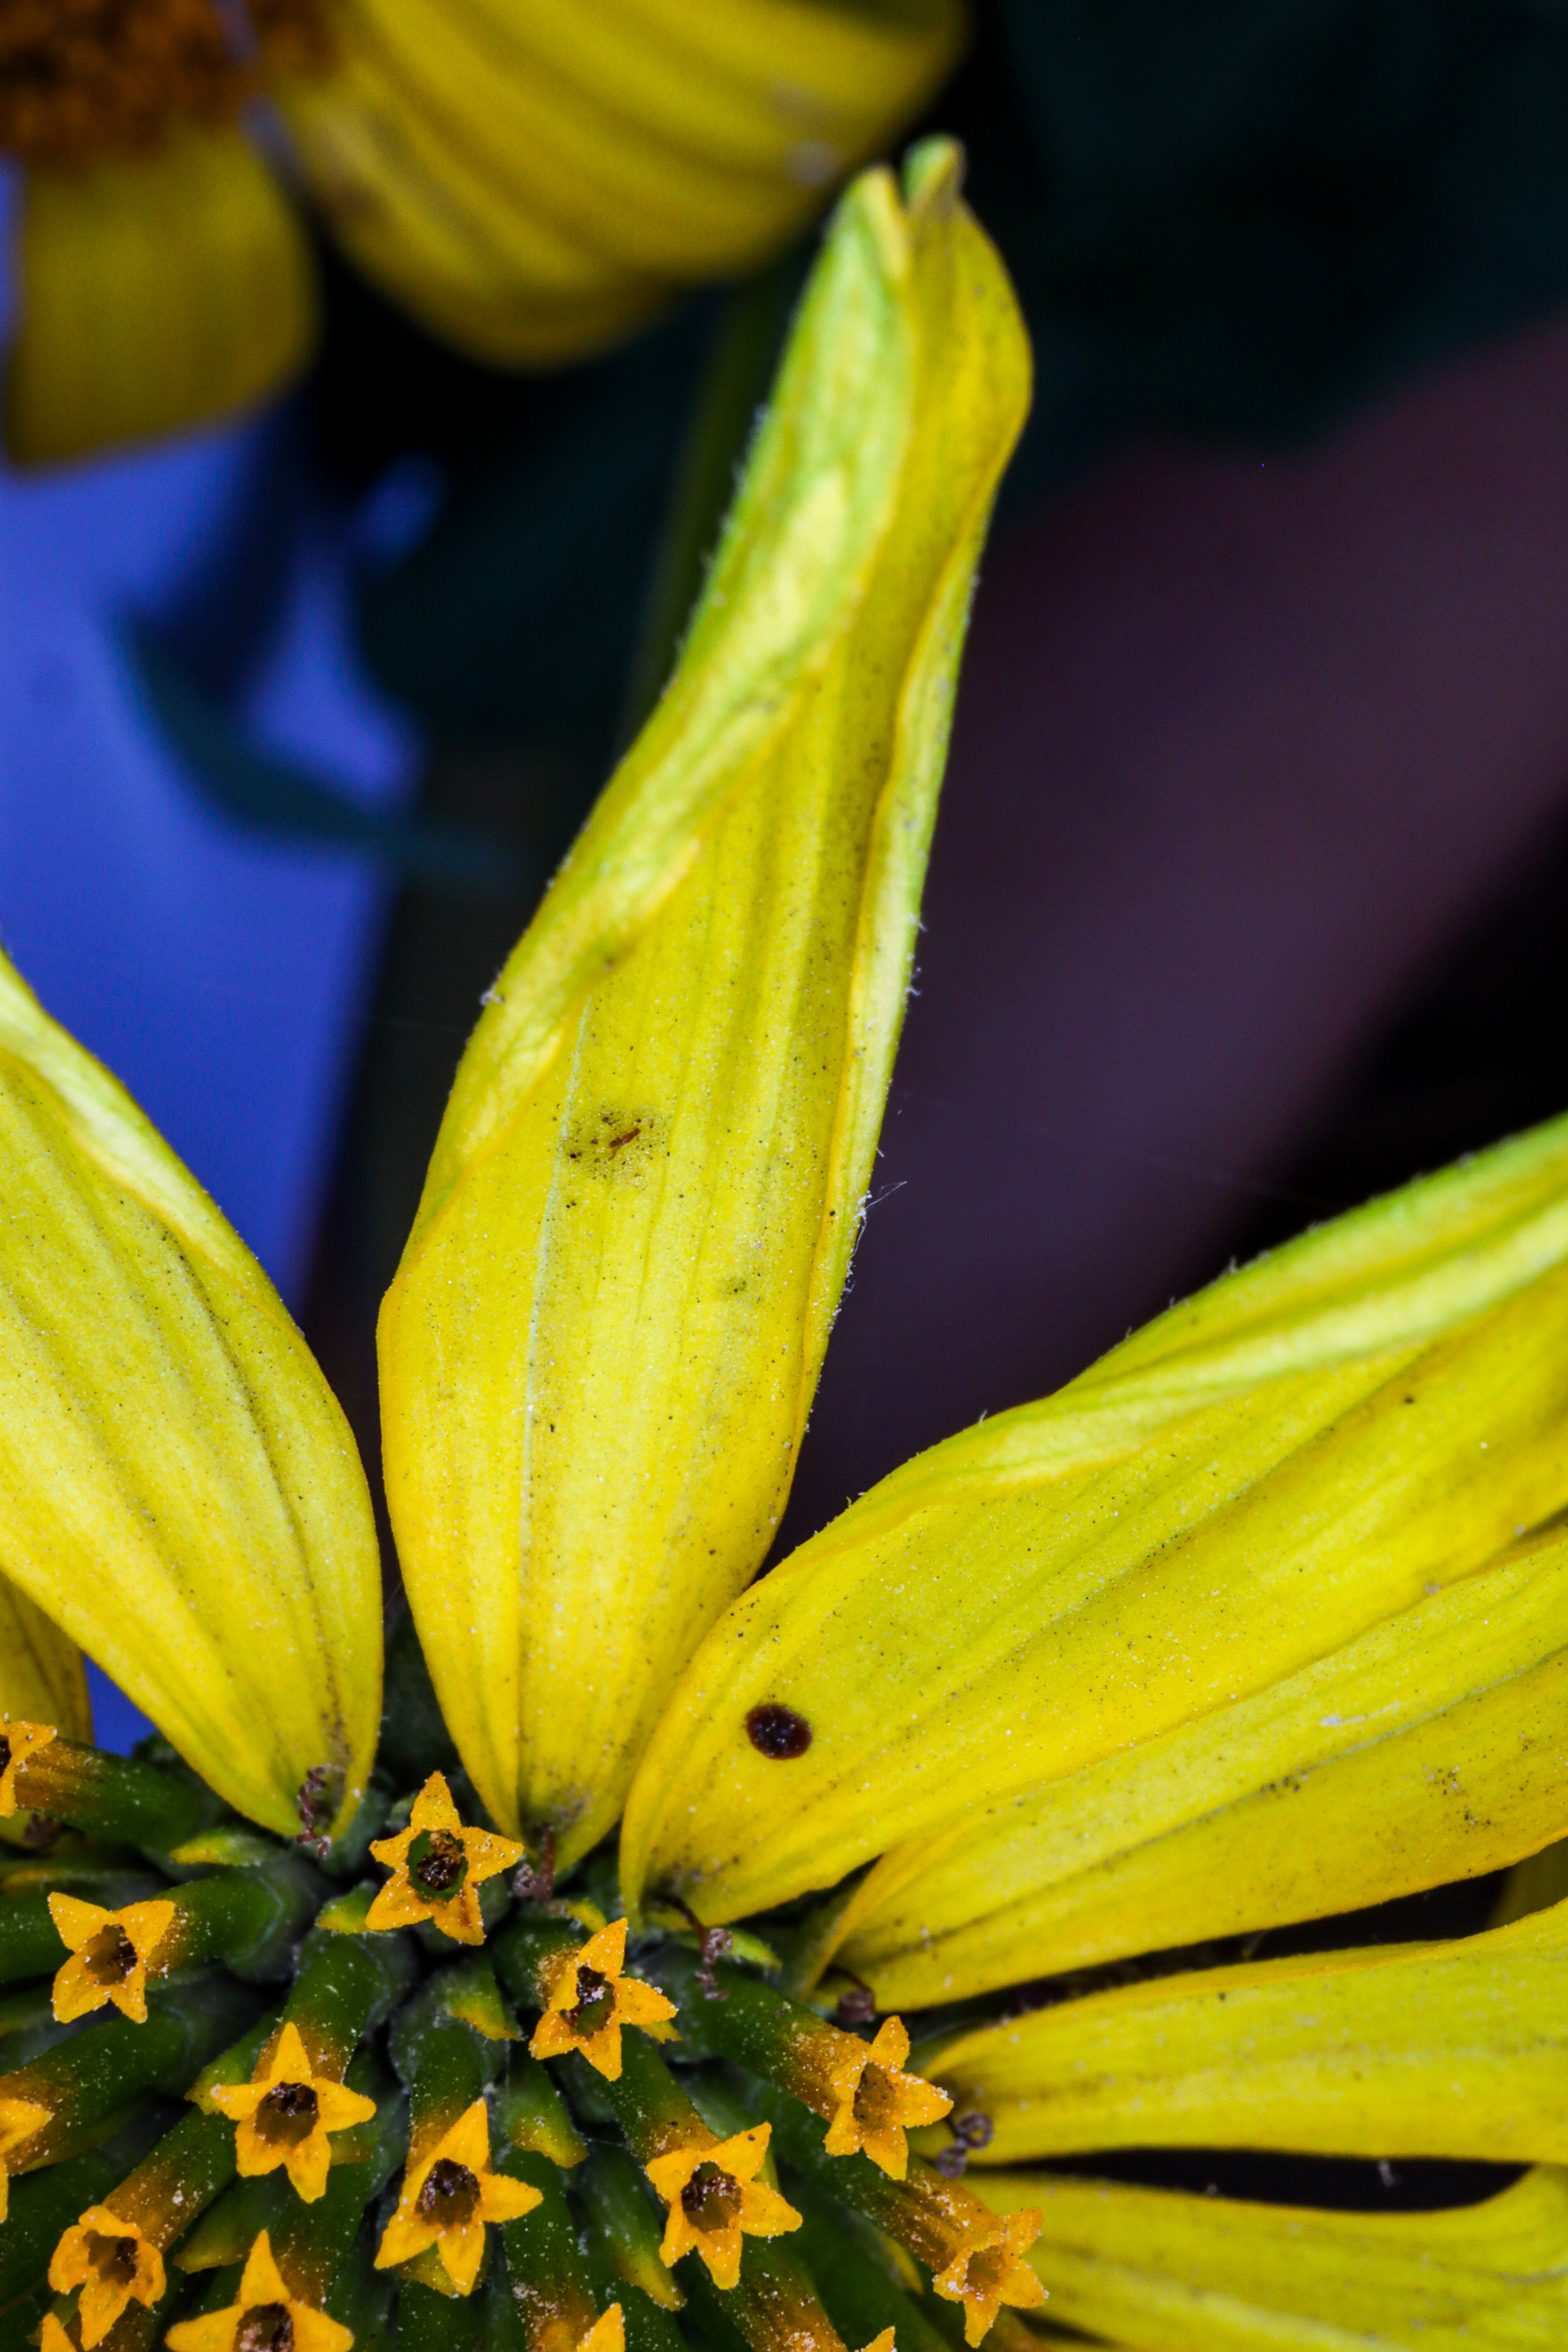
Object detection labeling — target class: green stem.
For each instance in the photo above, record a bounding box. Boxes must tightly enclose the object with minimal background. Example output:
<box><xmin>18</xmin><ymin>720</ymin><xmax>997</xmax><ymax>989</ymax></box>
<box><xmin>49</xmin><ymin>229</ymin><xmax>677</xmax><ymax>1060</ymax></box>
<box><xmin>0</xmin><ymin>1974</ymin><xmax>261</xmax><ymax>2175</ymax></box>
<box><xmin>13</xmin><ymin>1746</ymin><xmax>218</xmax><ymax>1855</ymax></box>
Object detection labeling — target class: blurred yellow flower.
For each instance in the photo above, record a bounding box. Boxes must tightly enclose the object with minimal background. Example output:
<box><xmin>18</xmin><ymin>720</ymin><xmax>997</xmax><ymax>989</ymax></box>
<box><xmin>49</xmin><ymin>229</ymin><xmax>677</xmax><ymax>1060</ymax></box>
<box><xmin>0</xmin><ymin>0</ymin><xmax>965</xmax><ymax>462</ymax></box>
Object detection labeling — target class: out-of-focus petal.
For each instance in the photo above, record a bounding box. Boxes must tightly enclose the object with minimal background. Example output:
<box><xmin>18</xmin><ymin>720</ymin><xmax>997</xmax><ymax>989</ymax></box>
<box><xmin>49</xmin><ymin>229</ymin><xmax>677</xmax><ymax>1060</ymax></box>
<box><xmin>0</xmin><ymin>1575</ymin><xmax>90</xmax><ymax>1743</ymax></box>
<box><xmin>932</xmin><ymin>1898</ymin><xmax>1568</xmax><ymax>2165</ymax></box>
<box><xmin>6</xmin><ymin>123</ymin><xmax>318</xmax><ymax>466</ymax></box>
<box><xmin>968</xmin><ymin>2166</ymin><xmax>1568</xmax><ymax>2352</ymax></box>
<box><xmin>276</xmin><ymin>0</ymin><xmax>966</xmax><ymax>367</ymax></box>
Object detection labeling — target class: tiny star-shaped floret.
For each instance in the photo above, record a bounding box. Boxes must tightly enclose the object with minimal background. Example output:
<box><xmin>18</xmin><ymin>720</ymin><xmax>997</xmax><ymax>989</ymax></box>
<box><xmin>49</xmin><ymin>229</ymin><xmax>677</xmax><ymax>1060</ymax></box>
<box><xmin>49</xmin><ymin>2206</ymin><xmax>165</xmax><ymax>2347</ymax></box>
<box><xmin>645</xmin><ymin>2122</ymin><xmax>801</xmax><ymax>2290</ymax></box>
<box><xmin>165</xmin><ymin>2230</ymin><xmax>354</xmax><ymax>2352</ymax></box>
<box><xmin>820</xmin><ymin>2016</ymin><xmax>953</xmax><ymax>2180</ymax></box>
<box><xmin>47</xmin><ymin>1893</ymin><xmax>177</xmax><ymax>2025</ymax></box>
<box><xmin>374</xmin><ymin>2097</ymin><xmax>541</xmax><ymax>2295</ymax></box>
<box><xmin>0</xmin><ymin>2092</ymin><xmax>50</xmax><ymax>2220</ymax></box>
<box><xmin>367</xmin><ymin>1773</ymin><xmax>524</xmax><ymax>1945</ymax></box>
<box><xmin>576</xmin><ymin>2310</ymin><xmax>625</xmax><ymax>2352</ymax></box>
<box><xmin>528</xmin><ymin>1918</ymin><xmax>678</xmax><ymax>2079</ymax></box>
<box><xmin>0</xmin><ymin>1718</ymin><xmax>55</xmax><ymax>1815</ymax></box>
<box><xmin>207</xmin><ymin>2023</ymin><xmax>377</xmax><ymax>2202</ymax></box>
<box><xmin>933</xmin><ymin>2207</ymin><xmax>1047</xmax><ymax>2346</ymax></box>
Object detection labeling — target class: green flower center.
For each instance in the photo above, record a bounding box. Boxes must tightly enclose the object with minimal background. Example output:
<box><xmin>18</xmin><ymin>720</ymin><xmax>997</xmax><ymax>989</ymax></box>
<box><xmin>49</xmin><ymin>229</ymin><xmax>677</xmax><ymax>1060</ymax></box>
<box><xmin>407</xmin><ymin>1828</ymin><xmax>467</xmax><ymax>1900</ymax></box>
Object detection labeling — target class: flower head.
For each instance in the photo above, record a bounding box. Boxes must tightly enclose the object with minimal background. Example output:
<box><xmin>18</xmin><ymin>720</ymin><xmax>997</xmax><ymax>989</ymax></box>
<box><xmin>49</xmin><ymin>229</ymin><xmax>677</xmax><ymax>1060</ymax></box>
<box><xmin>645</xmin><ymin>2124</ymin><xmax>801</xmax><ymax>2291</ymax></box>
<box><xmin>47</xmin><ymin>2206</ymin><xmax>165</xmax><ymax>2349</ymax></box>
<box><xmin>2</xmin><ymin>126</ymin><xmax>1563</xmax><ymax>2352</ymax></box>
<box><xmin>374</xmin><ymin>2099</ymin><xmax>541</xmax><ymax>2295</ymax></box>
<box><xmin>206</xmin><ymin>2023</ymin><xmax>377</xmax><ymax>2203</ymax></box>
<box><xmin>165</xmin><ymin>2230</ymin><xmax>353</xmax><ymax>2352</ymax></box>
<box><xmin>367</xmin><ymin>1772</ymin><xmax>525</xmax><ymax>1945</ymax></box>
<box><xmin>528</xmin><ymin>1918</ymin><xmax>677</xmax><ymax>2080</ymax></box>
<box><xmin>47</xmin><ymin>1893</ymin><xmax>177</xmax><ymax>2025</ymax></box>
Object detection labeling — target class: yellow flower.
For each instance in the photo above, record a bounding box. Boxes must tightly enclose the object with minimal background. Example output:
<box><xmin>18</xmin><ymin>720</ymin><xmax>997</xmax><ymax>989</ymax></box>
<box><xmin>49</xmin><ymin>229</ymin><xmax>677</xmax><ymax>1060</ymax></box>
<box><xmin>0</xmin><ymin>1716</ymin><xmax>57</xmax><ymax>1815</ymax></box>
<box><xmin>644</xmin><ymin>2123</ymin><xmax>801</xmax><ymax>2289</ymax></box>
<box><xmin>0</xmin><ymin>2092</ymin><xmax>49</xmax><ymax>2222</ymax></box>
<box><xmin>47</xmin><ymin>2205</ymin><xmax>165</xmax><ymax>2349</ymax></box>
<box><xmin>817</xmin><ymin>2017</ymin><xmax>952</xmax><ymax>2181</ymax></box>
<box><xmin>374</xmin><ymin>2099</ymin><xmax>541</xmax><ymax>2295</ymax></box>
<box><xmin>367</xmin><ymin>1771</ymin><xmax>526</xmax><ymax>1945</ymax></box>
<box><xmin>930</xmin><ymin>2205</ymin><xmax>1047</xmax><ymax>2347</ymax></box>
<box><xmin>206</xmin><ymin>2023</ymin><xmax>378</xmax><ymax>2203</ymax></box>
<box><xmin>528</xmin><ymin>1917</ymin><xmax>678</xmax><ymax>2080</ymax></box>
<box><xmin>2</xmin><ymin>0</ymin><xmax>964</xmax><ymax>463</ymax></box>
<box><xmin>47</xmin><ymin>1893</ymin><xmax>178</xmax><ymax>2027</ymax></box>
<box><xmin>4</xmin><ymin>128</ymin><xmax>1567</xmax><ymax>2348</ymax></box>
<box><xmin>165</xmin><ymin>2230</ymin><xmax>354</xmax><ymax>2352</ymax></box>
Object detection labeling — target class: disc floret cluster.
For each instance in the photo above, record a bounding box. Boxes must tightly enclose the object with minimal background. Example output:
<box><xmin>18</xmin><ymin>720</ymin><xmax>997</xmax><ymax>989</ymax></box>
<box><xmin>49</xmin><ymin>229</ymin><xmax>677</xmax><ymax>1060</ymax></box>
<box><xmin>0</xmin><ymin>1642</ymin><xmax>1045</xmax><ymax>2352</ymax></box>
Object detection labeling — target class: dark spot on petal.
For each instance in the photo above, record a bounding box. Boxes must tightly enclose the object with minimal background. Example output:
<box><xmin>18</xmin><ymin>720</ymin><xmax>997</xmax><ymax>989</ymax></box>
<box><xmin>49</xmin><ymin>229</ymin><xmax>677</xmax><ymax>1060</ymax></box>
<box><xmin>746</xmin><ymin>1703</ymin><xmax>812</xmax><ymax>1759</ymax></box>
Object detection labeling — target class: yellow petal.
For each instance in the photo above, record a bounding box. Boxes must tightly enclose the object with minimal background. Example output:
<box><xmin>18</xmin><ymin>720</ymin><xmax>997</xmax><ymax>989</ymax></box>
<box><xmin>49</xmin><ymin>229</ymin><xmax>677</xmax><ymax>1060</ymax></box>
<box><xmin>622</xmin><ymin>1110</ymin><xmax>1568</xmax><ymax>1920</ymax></box>
<box><xmin>836</xmin><ymin>1519</ymin><xmax>1568</xmax><ymax>2005</ymax></box>
<box><xmin>277</xmin><ymin>0</ymin><xmax>964</xmax><ymax>368</ymax></box>
<box><xmin>5</xmin><ymin>123</ymin><xmax>318</xmax><ymax>468</ymax></box>
<box><xmin>381</xmin><ymin>142</ymin><xmax>1028</xmax><ymax>1858</ymax></box>
<box><xmin>0</xmin><ymin>950</ymin><xmax>380</xmax><ymax>1838</ymax></box>
<box><xmin>932</xmin><ymin>1896</ymin><xmax>1568</xmax><ymax>2165</ymax></box>
<box><xmin>969</xmin><ymin>2165</ymin><xmax>1568</xmax><ymax>2352</ymax></box>
<box><xmin>0</xmin><ymin>1576</ymin><xmax>89</xmax><ymax>1743</ymax></box>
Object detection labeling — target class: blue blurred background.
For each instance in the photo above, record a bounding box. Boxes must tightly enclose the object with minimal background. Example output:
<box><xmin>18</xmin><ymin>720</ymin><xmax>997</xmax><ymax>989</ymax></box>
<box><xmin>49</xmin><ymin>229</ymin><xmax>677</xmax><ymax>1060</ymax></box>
<box><xmin>0</xmin><ymin>162</ymin><xmax>420</xmax><ymax>1747</ymax></box>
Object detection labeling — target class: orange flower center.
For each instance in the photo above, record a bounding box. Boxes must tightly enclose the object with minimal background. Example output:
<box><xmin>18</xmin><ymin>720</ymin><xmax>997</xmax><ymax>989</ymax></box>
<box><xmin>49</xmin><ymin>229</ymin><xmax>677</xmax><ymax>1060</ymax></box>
<box><xmin>0</xmin><ymin>0</ymin><xmax>327</xmax><ymax>165</ymax></box>
<box><xmin>962</xmin><ymin>2241</ymin><xmax>1011</xmax><ymax>2301</ymax></box>
<box><xmin>852</xmin><ymin>2063</ymin><xmax>903</xmax><ymax>2132</ymax></box>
